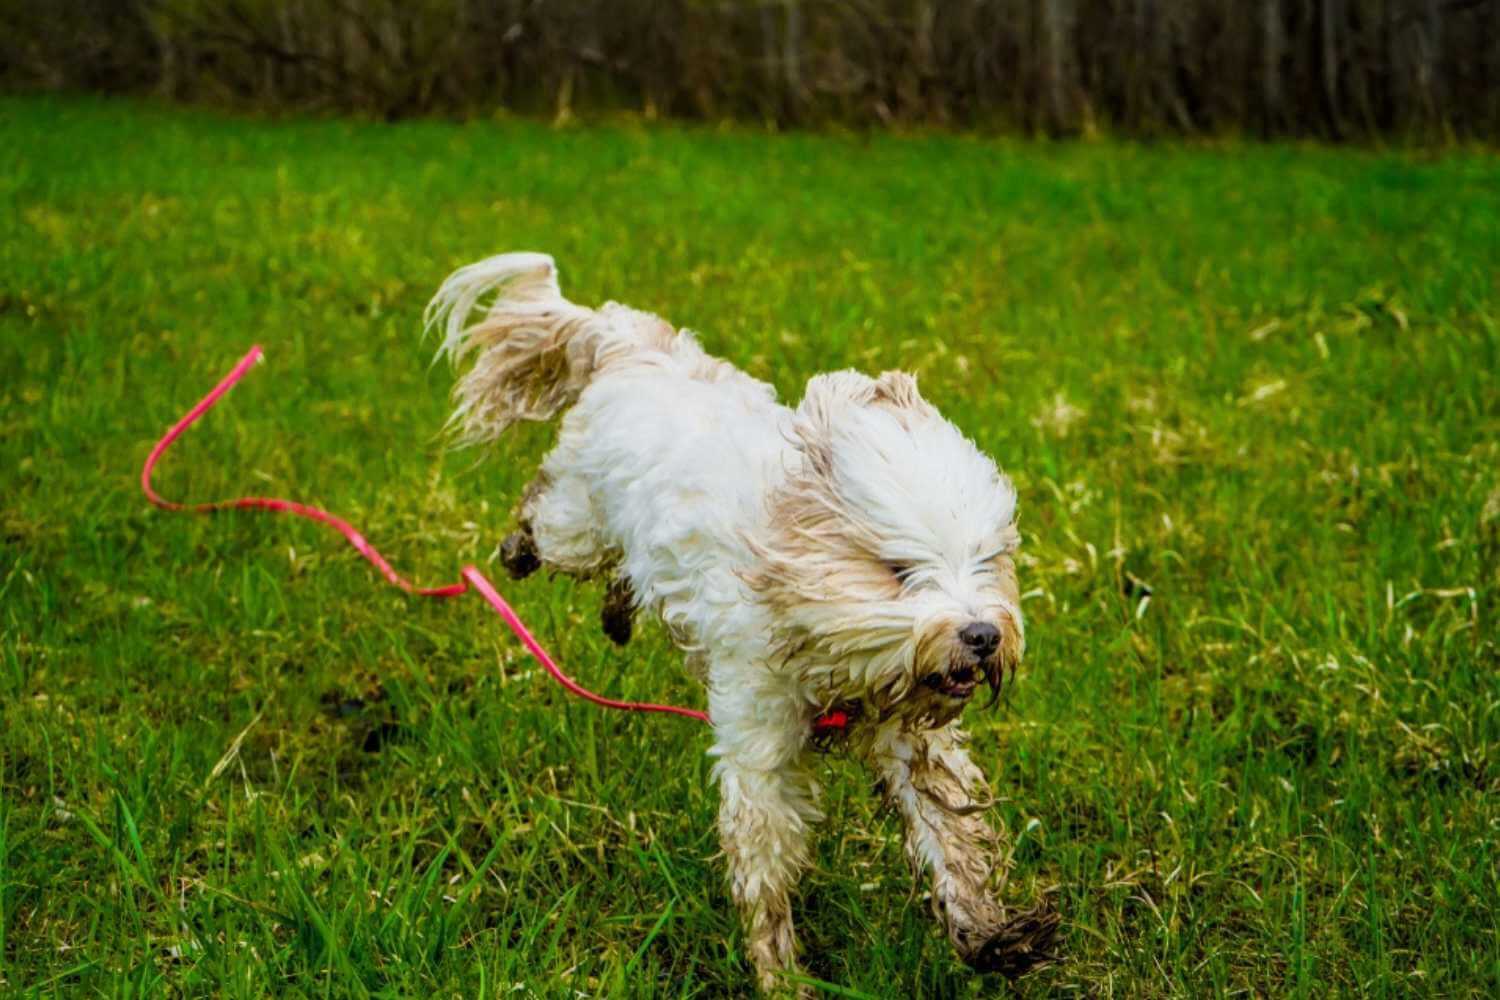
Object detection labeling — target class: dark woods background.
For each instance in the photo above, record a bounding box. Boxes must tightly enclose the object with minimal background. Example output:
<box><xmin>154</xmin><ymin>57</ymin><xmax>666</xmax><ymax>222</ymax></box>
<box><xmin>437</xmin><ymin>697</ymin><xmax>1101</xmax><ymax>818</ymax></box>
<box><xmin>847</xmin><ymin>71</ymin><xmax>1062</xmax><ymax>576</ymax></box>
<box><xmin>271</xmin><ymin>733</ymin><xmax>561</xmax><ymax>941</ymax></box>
<box><xmin>4</xmin><ymin>0</ymin><xmax>1498</xmax><ymax>138</ymax></box>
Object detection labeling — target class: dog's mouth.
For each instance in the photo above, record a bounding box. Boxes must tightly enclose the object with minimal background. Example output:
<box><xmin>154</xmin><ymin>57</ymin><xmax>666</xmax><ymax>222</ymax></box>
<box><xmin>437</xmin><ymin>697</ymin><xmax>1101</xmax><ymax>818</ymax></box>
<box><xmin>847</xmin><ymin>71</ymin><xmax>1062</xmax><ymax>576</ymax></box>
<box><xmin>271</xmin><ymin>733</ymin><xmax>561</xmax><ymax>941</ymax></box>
<box><xmin>923</xmin><ymin>653</ymin><xmax>1013</xmax><ymax>707</ymax></box>
<box><xmin>923</xmin><ymin>664</ymin><xmax>981</xmax><ymax>700</ymax></box>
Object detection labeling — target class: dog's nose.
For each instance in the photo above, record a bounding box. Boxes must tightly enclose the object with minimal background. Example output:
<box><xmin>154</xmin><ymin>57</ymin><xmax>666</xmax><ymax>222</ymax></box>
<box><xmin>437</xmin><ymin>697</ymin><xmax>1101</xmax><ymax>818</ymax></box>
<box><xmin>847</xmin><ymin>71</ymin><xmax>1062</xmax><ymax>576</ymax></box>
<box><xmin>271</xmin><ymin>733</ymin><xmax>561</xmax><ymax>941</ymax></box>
<box><xmin>959</xmin><ymin>622</ymin><xmax>1000</xmax><ymax>657</ymax></box>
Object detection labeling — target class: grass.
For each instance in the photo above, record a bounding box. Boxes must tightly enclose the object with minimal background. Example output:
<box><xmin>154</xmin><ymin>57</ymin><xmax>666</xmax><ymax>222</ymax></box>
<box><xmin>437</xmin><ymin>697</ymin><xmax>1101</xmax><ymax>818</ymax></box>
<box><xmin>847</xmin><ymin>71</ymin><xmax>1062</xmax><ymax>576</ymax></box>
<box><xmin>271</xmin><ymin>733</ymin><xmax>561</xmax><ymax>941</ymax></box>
<box><xmin>1</xmin><ymin>96</ymin><xmax>1497</xmax><ymax>997</ymax></box>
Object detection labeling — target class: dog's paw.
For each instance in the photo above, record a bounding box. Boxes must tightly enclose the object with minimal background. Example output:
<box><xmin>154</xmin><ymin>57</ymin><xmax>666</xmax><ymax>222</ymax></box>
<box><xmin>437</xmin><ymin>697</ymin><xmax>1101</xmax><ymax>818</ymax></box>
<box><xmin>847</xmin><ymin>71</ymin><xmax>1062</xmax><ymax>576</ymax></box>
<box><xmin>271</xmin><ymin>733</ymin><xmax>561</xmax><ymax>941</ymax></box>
<box><xmin>500</xmin><ymin>529</ymin><xmax>541</xmax><ymax>580</ymax></box>
<box><xmin>758</xmin><ymin>968</ymin><xmax>815</xmax><ymax>999</ymax></box>
<box><xmin>600</xmin><ymin>575</ymin><xmax>634</xmax><ymax>645</ymax></box>
<box><xmin>966</xmin><ymin>903</ymin><xmax>1062</xmax><ymax>979</ymax></box>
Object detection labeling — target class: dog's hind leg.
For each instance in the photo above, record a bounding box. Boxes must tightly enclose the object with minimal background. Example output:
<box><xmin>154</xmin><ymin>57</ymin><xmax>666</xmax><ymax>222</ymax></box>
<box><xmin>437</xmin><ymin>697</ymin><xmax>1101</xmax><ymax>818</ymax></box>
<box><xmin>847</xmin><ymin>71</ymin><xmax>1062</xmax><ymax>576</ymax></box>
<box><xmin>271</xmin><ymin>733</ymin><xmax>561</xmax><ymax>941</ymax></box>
<box><xmin>866</xmin><ymin>725</ymin><xmax>1059</xmax><ymax>979</ymax></box>
<box><xmin>600</xmin><ymin>574</ymin><xmax>634</xmax><ymax>645</ymax></box>
<box><xmin>506</xmin><ymin>462</ymin><xmax>611</xmax><ymax>580</ymax></box>
<box><xmin>502</xmin><ymin>511</ymin><xmax>633</xmax><ymax>648</ymax></box>
<box><xmin>499</xmin><ymin>524</ymin><xmax>541</xmax><ymax>579</ymax></box>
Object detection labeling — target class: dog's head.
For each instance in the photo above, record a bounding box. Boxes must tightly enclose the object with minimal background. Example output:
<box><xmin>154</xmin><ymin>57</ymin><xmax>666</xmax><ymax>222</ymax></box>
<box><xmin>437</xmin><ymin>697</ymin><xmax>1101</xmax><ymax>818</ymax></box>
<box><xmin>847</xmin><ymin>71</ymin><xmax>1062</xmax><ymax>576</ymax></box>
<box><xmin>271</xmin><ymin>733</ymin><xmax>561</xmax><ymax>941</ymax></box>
<box><xmin>747</xmin><ymin>370</ymin><xmax>1023</xmax><ymax>726</ymax></box>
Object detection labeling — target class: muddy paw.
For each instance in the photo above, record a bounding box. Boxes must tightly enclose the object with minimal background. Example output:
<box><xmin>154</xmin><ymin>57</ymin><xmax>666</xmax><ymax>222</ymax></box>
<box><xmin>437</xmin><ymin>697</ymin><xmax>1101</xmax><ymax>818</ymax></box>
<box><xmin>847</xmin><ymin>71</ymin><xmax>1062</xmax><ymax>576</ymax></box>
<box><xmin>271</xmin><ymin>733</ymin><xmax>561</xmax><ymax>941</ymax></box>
<box><xmin>500</xmin><ymin>529</ymin><xmax>540</xmax><ymax>580</ymax></box>
<box><xmin>966</xmin><ymin>904</ymin><xmax>1062</xmax><ymax>979</ymax></box>
<box><xmin>600</xmin><ymin>575</ymin><xmax>634</xmax><ymax>646</ymax></box>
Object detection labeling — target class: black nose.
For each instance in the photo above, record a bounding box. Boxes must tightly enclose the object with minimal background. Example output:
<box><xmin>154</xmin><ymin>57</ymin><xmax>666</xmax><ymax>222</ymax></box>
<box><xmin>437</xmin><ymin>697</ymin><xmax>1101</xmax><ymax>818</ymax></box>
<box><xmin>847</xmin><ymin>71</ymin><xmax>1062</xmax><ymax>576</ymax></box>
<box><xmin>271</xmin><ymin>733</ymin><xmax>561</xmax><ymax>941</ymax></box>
<box><xmin>959</xmin><ymin>622</ymin><xmax>1000</xmax><ymax>657</ymax></box>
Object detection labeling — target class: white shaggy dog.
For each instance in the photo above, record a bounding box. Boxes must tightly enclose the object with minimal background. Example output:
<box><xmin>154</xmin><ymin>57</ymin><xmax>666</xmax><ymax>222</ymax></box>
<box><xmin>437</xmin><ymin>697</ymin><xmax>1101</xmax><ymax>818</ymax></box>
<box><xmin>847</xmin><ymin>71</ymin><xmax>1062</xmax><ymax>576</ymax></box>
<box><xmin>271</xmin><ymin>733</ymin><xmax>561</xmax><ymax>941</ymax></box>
<box><xmin>428</xmin><ymin>253</ymin><xmax>1058</xmax><ymax>991</ymax></box>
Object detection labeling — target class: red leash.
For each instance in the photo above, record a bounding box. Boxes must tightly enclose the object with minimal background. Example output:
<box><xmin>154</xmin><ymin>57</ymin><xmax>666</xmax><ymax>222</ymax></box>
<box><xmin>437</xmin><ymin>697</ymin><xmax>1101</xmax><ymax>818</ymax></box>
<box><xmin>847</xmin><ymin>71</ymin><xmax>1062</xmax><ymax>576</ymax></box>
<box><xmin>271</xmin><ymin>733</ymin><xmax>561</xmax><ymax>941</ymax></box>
<box><xmin>142</xmin><ymin>345</ymin><xmax>711</xmax><ymax>724</ymax></box>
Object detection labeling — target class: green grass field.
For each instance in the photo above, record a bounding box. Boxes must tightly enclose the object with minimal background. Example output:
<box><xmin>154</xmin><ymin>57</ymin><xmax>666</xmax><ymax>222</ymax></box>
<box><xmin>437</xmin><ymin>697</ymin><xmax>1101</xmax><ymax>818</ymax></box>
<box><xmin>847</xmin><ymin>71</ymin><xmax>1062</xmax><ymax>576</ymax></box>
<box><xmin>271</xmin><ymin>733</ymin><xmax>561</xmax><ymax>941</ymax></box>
<box><xmin>2</xmin><ymin>97</ymin><xmax>1497</xmax><ymax>997</ymax></box>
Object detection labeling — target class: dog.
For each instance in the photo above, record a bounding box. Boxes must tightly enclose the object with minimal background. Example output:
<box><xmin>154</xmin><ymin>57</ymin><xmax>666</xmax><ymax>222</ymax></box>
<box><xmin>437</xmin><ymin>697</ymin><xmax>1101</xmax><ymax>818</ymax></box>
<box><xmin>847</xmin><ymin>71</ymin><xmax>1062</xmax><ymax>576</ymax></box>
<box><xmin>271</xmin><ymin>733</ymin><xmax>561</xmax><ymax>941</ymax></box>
<box><xmin>427</xmin><ymin>253</ymin><xmax>1058</xmax><ymax>992</ymax></box>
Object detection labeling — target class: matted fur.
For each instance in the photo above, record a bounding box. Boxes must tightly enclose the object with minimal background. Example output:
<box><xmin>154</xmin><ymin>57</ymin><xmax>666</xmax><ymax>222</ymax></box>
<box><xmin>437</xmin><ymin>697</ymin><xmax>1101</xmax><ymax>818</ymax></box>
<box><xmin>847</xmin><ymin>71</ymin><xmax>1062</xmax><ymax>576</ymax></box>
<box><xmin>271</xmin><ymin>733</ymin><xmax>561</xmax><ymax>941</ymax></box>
<box><xmin>430</xmin><ymin>252</ymin><xmax>1054</xmax><ymax>993</ymax></box>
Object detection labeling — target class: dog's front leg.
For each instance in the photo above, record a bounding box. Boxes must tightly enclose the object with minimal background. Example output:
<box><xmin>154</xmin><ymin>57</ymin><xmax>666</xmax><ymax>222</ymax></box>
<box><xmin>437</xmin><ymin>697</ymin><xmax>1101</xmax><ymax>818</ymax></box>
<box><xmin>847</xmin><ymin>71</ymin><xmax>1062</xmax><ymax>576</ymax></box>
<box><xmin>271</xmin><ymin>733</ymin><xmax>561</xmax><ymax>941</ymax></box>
<box><xmin>869</xmin><ymin>724</ymin><xmax>1057</xmax><ymax>977</ymax></box>
<box><xmin>710</xmin><ymin>687</ymin><xmax>821</xmax><ymax>994</ymax></box>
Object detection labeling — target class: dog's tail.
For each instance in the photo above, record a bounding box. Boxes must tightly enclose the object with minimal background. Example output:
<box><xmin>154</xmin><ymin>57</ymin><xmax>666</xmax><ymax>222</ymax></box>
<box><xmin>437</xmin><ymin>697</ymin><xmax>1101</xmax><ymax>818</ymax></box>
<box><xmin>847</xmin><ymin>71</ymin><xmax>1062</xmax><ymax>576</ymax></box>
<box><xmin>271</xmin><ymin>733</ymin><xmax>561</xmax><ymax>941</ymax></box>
<box><xmin>426</xmin><ymin>252</ymin><xmax>678</xmax><ymax>445</ymax></box>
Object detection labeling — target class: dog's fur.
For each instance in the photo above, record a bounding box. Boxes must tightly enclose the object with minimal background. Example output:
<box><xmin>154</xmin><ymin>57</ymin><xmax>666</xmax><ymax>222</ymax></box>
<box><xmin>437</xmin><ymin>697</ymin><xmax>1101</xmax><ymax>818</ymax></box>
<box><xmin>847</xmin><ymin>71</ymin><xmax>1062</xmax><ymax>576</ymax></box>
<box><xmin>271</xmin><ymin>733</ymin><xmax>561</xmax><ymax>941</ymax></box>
<box><xmin>428</xmin><ymin>253</ymin><xmax>1057</xmax><ymax>991</ymax></box>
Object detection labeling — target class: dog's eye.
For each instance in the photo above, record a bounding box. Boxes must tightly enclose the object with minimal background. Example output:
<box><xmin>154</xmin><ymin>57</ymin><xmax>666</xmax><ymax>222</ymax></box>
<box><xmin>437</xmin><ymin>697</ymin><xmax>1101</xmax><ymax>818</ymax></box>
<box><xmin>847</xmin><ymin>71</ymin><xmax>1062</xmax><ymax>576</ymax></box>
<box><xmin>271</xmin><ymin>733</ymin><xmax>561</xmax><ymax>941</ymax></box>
<box><xmin>885</xmin><ymin>561</ymin><xmax>914</xmax><ymax>584</ymax></box>
<box><xmin>978</xmin><ymin>540</ymin><xmax>1018</xmax><ymax>564</ymax></box>
<box><xmin>973</xmin><ymin>544</ymin><xmax>1015</xmax><ymax>574</ymax></box>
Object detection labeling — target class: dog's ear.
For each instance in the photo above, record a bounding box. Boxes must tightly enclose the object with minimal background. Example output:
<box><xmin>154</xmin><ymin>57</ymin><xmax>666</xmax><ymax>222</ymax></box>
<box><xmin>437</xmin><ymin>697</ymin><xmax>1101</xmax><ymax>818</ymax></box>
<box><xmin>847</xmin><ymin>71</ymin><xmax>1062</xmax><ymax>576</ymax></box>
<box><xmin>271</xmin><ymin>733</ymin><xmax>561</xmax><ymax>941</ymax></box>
<box><xmin>747</xmin><ymin>371</ymin><xmax>915</xmax><ymax>622</ymax></box>
<box><xmin>797</xmin><ymin>370</ymin><xmax>875</xmax><ymax>421</ymax></box>
<box><xmin>799</xmin><ymin>369</ymin><xmax>926</xmax><ymax>408</ymax></box>
<box><xmin>869</xmin><ymin>370</ymin><xmax>926</xmax><ymax>411</ymax></box>
<box><xmin>794</xmin><ymin>370</ymin><xmax>934</xmax><ymax>452</ymax></box>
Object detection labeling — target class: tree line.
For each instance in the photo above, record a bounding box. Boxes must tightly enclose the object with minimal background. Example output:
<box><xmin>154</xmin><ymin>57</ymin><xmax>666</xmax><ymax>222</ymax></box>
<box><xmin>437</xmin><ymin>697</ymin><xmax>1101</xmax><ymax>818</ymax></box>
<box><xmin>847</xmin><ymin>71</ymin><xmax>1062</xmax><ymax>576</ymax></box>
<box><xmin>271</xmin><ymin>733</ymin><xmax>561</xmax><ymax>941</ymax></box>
<box><xmin>3</xmin><ymin>0</ymin><xmax>1497</xmax><ymax>138</ymax></box>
